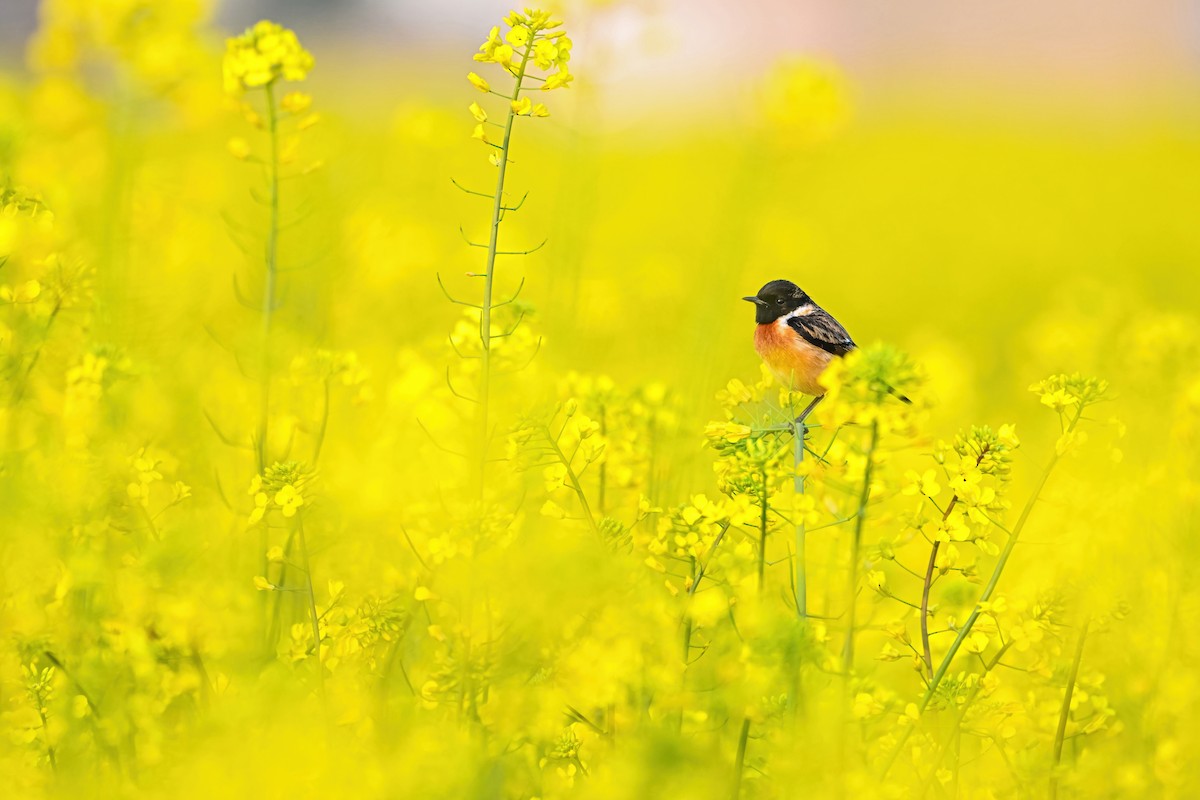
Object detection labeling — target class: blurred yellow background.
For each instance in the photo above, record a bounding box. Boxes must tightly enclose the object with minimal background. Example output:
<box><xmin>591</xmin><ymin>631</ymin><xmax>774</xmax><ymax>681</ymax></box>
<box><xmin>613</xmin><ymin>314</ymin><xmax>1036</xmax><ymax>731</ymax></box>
<box><xmin>0</xmin><ymin>1</ymin><xmax>1198</xmax><ymax>797</ymax></box>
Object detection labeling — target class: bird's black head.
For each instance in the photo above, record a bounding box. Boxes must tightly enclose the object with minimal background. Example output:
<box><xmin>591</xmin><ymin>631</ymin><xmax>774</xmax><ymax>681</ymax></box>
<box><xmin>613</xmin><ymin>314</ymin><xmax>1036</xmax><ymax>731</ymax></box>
<box><xmin>743</xmin><ymin>279</ymin><xmax>811</xmax><ymax>324</ymax></box>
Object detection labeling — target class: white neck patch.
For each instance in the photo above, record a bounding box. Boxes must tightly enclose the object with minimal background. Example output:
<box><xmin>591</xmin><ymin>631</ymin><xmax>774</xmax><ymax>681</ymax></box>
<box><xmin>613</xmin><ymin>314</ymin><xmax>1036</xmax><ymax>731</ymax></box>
<box><xmin>779</xmin><ymin>303</ymin><xmax>815</xmax><ymax>323</ymax></box>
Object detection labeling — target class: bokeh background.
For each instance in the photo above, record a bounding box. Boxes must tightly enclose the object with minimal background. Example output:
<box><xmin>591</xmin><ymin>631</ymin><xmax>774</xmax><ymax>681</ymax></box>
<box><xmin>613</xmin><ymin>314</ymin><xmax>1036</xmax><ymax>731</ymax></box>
<box><xmin>2</xmin><ymin>0</ymin><xmax>1199</xmax><ymax>798</ymax></box>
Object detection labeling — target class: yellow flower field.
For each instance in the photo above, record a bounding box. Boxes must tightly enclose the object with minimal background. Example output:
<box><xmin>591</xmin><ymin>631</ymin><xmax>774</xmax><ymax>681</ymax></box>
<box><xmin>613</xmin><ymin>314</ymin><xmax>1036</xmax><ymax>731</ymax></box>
<box><xmin>1</xmin><ymin>2</ymin><xmax>1198</xmax><ymax>797</ymax></box>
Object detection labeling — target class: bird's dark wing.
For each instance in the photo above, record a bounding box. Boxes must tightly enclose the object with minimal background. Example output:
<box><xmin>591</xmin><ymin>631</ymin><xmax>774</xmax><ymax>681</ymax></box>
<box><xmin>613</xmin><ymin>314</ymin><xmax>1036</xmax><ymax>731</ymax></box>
<box><xmin>787</xmin><ymin>308</ymin><xmax>856</xmax><ymax>356</ymax></box>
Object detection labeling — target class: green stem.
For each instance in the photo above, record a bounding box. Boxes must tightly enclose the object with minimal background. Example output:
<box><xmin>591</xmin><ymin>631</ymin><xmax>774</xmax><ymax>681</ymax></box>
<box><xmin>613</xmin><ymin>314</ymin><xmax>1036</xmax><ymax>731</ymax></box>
<box><xmin>312</xmin><ymin>378</ymin><xmax>331</xmax><ymax>463</ymax></box>
<box><xmin>842</xmin><ymin>420</ymin><xmax>879</xmax><ymax>674</ymax></box>
<box><xmin>36</xmin><ymin>700</ymin><xmax>56</xmax><ymax>774</ymax></box>
<box><xmin>679</xmin><ymin>556</ymin><xmax>694</xmax><ymax>733</ymax></box>
<box><xmin>295</xmin><ymin>519</ymin><xmax>324</xmax><ymax>696</ymax></box>
<box><xmin>1050</xmin><ymin>620</ymin><xmax>1089</xmax><ymax>800</ymax></box>
<box><xmin>9</xmin><ymin>299</ymin><xmax>61</xmax><ymax>408</ymax></box>
<box><xmin>757</xmin><ymin>466</ymin><xmax>769</xmax><ymax>591</ymax></box>
<box><xmin>257</xmin><ymin>81</ymin><xmax>280</xmax><ymax>473</ymax></box>
<box><xmin>794</xmin><ymin>419</ymin><xmax>806</xmax><ymax>617</ymax></box>
<box><xmin>267</xmin><ymin>526</ymin><xmax>298</xmax><ymax>650</ymax></box>
<box><xmin>597</xmin><ymin>404</ymin><xmax>607</xmax><ymax>515</ymax></box>
<box><xmin>477</xmin><ymin>42</ymin><xmax>534</xmax><ymax>494</ymax></box>
<box><xmin>731</xmin><ymin>717</ymin><xmax>751</xmax><ymax>800</ymax></box>
<box><xmin>545</xmin><ymin>426</ymin><xmax>600</xmax><ymax>535</ymax></box>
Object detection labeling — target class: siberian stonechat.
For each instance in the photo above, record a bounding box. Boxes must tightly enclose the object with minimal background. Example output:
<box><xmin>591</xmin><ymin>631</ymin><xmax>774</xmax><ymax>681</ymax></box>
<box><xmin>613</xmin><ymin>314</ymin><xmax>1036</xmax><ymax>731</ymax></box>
<box><xmin>744</xmin><ymin>279</ymin><xmax>856</xmax><ymax>423</ymax></box>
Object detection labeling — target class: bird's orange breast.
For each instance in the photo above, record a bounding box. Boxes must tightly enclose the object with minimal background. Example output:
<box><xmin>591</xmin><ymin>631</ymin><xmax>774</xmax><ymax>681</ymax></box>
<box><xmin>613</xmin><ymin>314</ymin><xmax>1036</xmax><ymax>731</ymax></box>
<box><xmin>754</xmin><ymin>321</ymin><xmax>835</xmax><ymax>396</ymax></box>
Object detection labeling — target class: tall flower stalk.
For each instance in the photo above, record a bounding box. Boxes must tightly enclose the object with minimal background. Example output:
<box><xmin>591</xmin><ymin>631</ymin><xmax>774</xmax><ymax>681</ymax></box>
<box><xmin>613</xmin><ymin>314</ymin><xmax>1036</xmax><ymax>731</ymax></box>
<box><xmin>445</xmin><ymin>10</ymin><xmax>574</xmax><ymax>493</ymax></box>
<box><xmin>222</xmin><ymin>20</ymin><xmax>315</xmax><ymax>472</ymax></box>
<box><xmin>222</xmin><ymin>20</ymin><xmax>322</xmax><ymax>661</ymax></box>
<box><xmin>793</xmin><ymin>419</ymin><xmax>808</xmax><ymax>618</ymax></box>
<box><xmin>256</xmin><ymin>80</ymin><xmax>280</xmax><ymax>472</ymax></box>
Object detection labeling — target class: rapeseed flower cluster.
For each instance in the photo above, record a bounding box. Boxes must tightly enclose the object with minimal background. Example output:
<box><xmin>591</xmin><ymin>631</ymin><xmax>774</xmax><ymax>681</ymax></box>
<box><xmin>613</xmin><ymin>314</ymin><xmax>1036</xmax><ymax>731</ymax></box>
<box><xmin>223</xmin><ymin>20</ymin><xmax>314</xmax><ymax>94</ymax></box>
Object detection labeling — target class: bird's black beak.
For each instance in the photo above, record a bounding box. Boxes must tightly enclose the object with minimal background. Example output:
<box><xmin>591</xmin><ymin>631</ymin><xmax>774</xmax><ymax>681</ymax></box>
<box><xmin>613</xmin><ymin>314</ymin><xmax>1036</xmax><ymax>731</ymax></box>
<box><xmin>743</xmin><ymin>296</ymin><xmax>766</xmax><ymax>306</ymax></box>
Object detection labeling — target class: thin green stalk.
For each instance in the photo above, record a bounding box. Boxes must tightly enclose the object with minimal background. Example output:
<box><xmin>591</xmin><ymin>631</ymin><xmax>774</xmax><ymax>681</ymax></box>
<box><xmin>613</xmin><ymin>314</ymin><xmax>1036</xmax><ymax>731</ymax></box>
<box><xmin>1050</xmin><ymin>621</ymin><xmax>1089</xmax><ymax>800</ymax></box>
<box><xmin>794</xmin><ymin>419</ymin><xmax>807</xmax><ymax>617</ymax></box>
<box><xmin>312</xmin><ymin>377</ymin><xmax>330</xmax><ymax>463</ymax></box>
<box><xmin>295</xmin><ymin>519</ymin><xmax>324</xmax><ymax>696</ymax></box>
<box><xmin>9</xmin><ymin>298</ymin><xmax>62</xmax><ymax>408</ymax></box>
<box><xmin>920</xmin><ymin>406</ymin><xmax>1084</xmax><ymax>711</ymax></box>
<box><xmin>757</xmin><ymin>465</ymin><xmax>769</xmax><ymax>591</ymax></box>
<box><xmin>267</xmin><ymin>526</ymin><xmax>299</xmax><ymax>649</ymax></box>
<box><xmin>257</xmin><ymin>81</ymin><xmax>281</xmax><ymax>473</ymax></box>
<box><xmin>477</xmin><ymin>41</ymin><xmax>534</xmax><ymax>493</ymax></box>
<box><xmin>730</xmin><ymin>717</ymin><xmax>751</xmax><ymax>800</ymax></box>
<box><xmin>545</xmin><ymin>426</ymin><xmax>600</xmax><ymax>535</ymax></box>
<box><xmin>842</xmin><ymin>420</ymin><xmax>879</xmax><ymax>674</ymax></box>
<box><xmin>597</xmin><ymin>404</ymin><xmax>607</xmax><ymax>515</ymax></box>
<box><xmin>36</xmin><ymin>700</ymin><xmax>56</xmax><ymax>774</ymax></box>
<box><xmin>678</xmin><ymin>556</ymin><xmax>695</xmax><ymax>733</ymax></box>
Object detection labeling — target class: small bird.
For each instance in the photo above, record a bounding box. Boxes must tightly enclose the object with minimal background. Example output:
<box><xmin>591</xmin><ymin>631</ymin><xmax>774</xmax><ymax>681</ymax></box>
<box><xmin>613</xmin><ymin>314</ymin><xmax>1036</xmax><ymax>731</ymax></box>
<box><xmin>744</xmin><ymin>279</ymin><xmax>856</xmax><ymax>423</ymax></box>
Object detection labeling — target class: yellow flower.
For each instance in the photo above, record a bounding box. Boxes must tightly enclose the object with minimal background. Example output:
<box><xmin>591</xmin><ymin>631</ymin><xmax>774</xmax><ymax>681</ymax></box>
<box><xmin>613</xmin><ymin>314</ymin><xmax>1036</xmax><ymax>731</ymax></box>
<box><xmin>506</xmin><ymin>27</ymin><xmax>530</xmax><ymax>48</ymax></box>
<box><xmin>467</xmin><ymin>72</ymin><xmax>490</xmax><ymax>92</ymax></box>
<box><xmin>1056</xmin><ymin>429</ymin><xmax>1089</xmax><ymax>456</ymax></box>
<box><xmin>540</xmin><ymin>499</ymin><xmax>567</xmax><ymax>519</ymax></box>
<box><xmin>469</xmin><ymin>102</ymin><xmax>488</xmax><ymax>122</ymax></box>
<box><xmin>274</xmin><ymin>484</ymin><xmax>304</xmax><ymax>517</ymax></box>
<box><xmin>543</xmin><ymin>70</ymin><xmax>574</xmax><ymax>90</ymax></box>
<box><xmin>997</xmin><ymin>423</ymin><xmax>1020</xmax><ymax>449</ymax></box>
<box><xmin>903</xmin><ymin>468</ymin><xmax>941</xmax><ymax>498</ymax></box>
<box><xmin>925</xmin><ymin>511</ymin><xmax>971</xmax><ymax>543</ymax></box>
<box><xmin>704</xmin><ymin>421</ymin><xmax>752</xmax><ymax>443</ymax></box>
<box><xmin>531</xmin><ymin>103</ymin><xmax>550</xmax><ymax>117</ymax></box>
<box><xmin>852</xmin><ymin>692</ymin><xmax>884</xmax><ymax>719</ymax></box>
<box><xmin>279</xmin><ymin>91</ymin><xmax>312</xmax><ymax>114</ymax></box>
<box><xmin>533</xmin><ymin>41</ymin><xmax>559</xmax><ymax>70</ymax></box>
<box><xmin>253</xmin><ymin>576</ymin><xmax>273</xmax><ymax>591</ymax></box>
<box><xmin>223</xmin><ymin>20</ymin><xmax>314</xmax><ymax>94</ymax></box>
<box><xmin>476</xmin><ymin>26</ymin><xmax>503</xmax><ymax>59</ymax></box>
<box><xmin>543</xmin><ymin>463</ymin><xmax>568</xmax><ymax>493</ymax></box>
<box><xmin>866</xmin><ymin>570</ymin><xmax>888</xmax><ymax>592</ymax></box>
<box><xmin>248</xmin><ymin>492</ymin><xmax>269</xmax><ymax>525</ymax></box>
<box><xmin>948</xmin><ymin>457</ymin><xmax>983</xmax><ymax>496</ymax></box>
<box><xmin>964</xmin><ymin>631</ymin><xmax>990</xmax><ymax>654</ymax></box>
<box><xmin>227</xmin><ymin>137</ymin><xmax>251</xmax><ymax>160</ymax></box>
<box><xmin>127</xmin><ymin>482</ymin><xmax>148</xmax><ymax>505</ymax></box>
<box><xmin>511</xmin><ymin>97</ymin><xmax>532</xmax><ymax>115</ymax></box>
